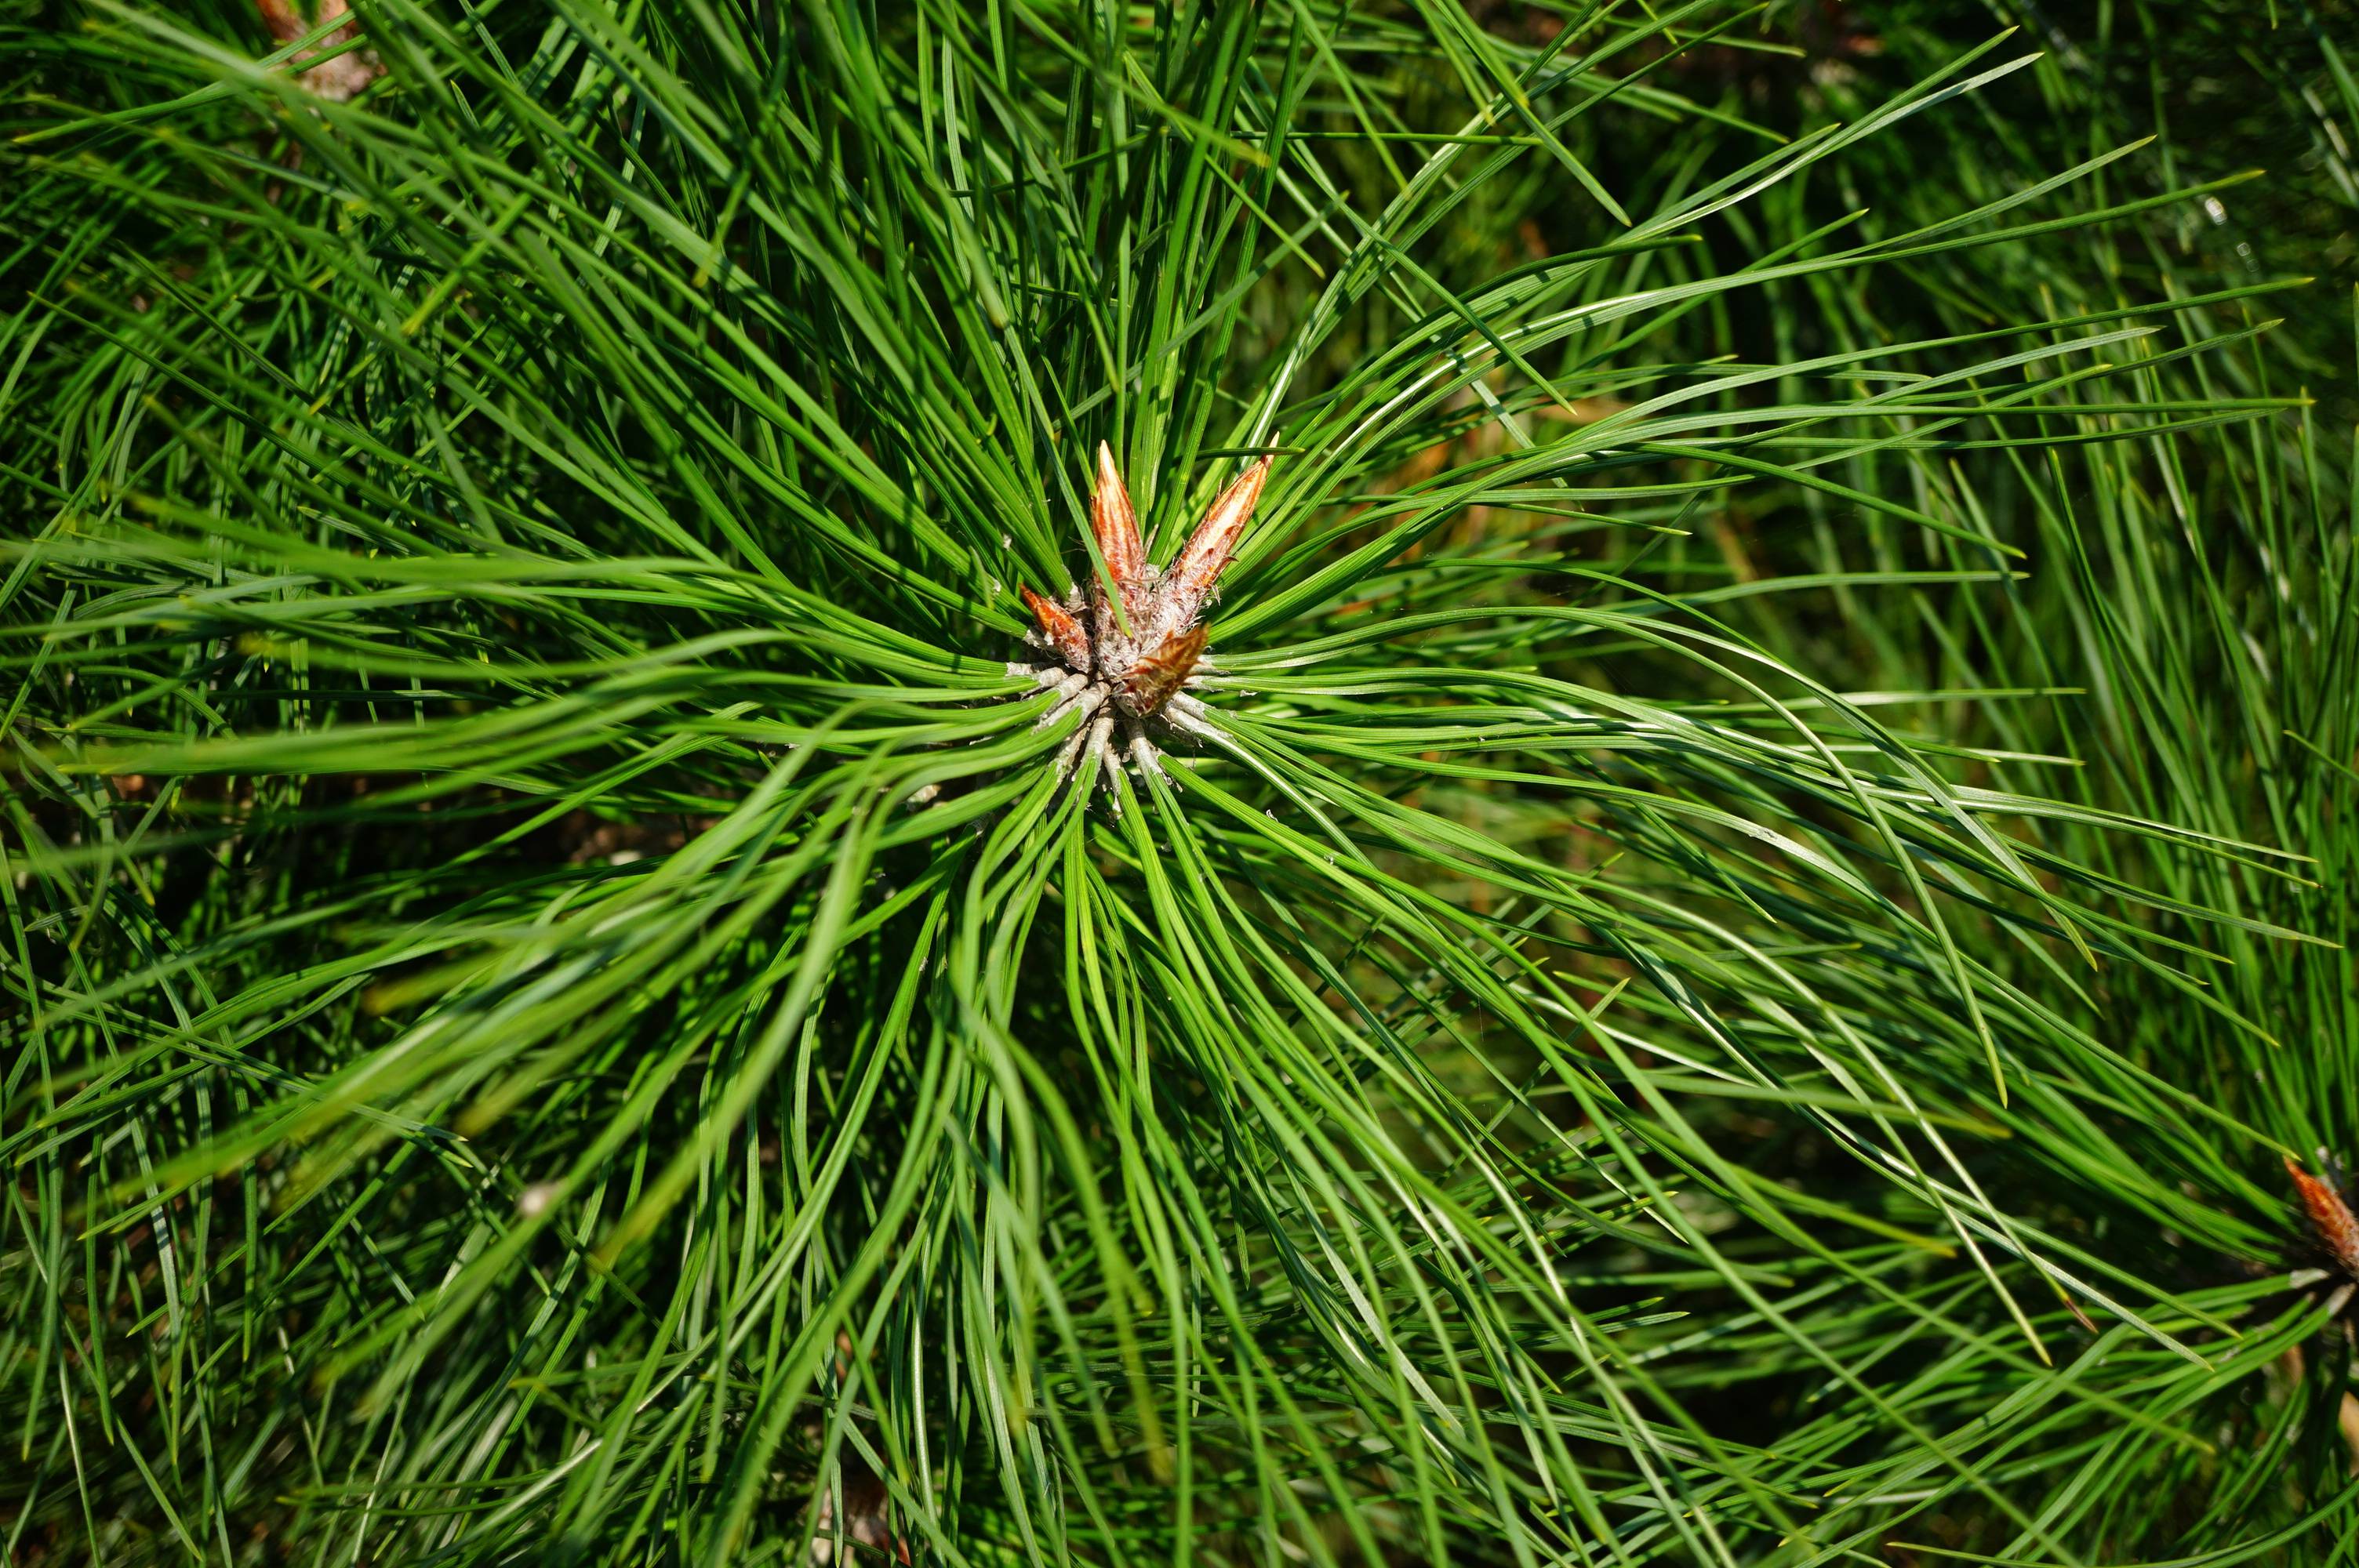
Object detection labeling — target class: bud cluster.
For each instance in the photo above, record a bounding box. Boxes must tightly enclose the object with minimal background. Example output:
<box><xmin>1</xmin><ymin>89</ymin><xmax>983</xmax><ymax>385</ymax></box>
<box><xmin>1011</xmin><ymin>443</ymin><xmax>1271</xmax><ymax>805</ymax></box>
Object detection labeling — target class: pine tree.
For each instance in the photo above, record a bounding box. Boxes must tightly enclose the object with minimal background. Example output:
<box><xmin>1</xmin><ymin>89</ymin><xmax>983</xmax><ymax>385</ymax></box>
<box><xmin>3</xmin><ymin>2</ymin><xmax>2353</xmax><ymax>1563</ymax></box>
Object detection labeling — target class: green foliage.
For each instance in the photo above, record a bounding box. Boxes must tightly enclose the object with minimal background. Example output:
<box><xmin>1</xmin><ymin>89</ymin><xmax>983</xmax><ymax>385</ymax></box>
<box><xmin>2</xmin><ymin>1</ymin><xmax>2352</xmax><ymax>1564</ymax></box>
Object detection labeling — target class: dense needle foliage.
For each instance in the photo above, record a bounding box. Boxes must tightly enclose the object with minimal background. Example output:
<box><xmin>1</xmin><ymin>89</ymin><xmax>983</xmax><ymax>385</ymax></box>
<box><xmin>2</xmin><ymin>0</ymin><xmax>2354</xmax><ymax>1563</ymax></box>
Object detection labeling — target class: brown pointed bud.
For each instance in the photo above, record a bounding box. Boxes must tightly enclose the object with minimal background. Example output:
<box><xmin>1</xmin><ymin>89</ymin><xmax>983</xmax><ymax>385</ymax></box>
<box><xmin>1114</xmin><ymin>623</ymin><xmax>1208</xmax><ymax>718</ymax></box>
<box><xmin>1089</xmin><ymin>441</ymin><xmax>1147</xmax><ymax>609</ymax></box>
<box><xmin>1021</xmin><ymin>586</ymin><xmax>1092</xmax><ymax>673</ymax></box>
<box><xmin>2287</xmin><ymin>1152</ymin><xmax>2359</xmax><ymax>1280</ymax></box>
<box><xmin>1165</xmin><ymin>456</ymin><xmax>1270</xmax><ymax>630</ymax></box>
